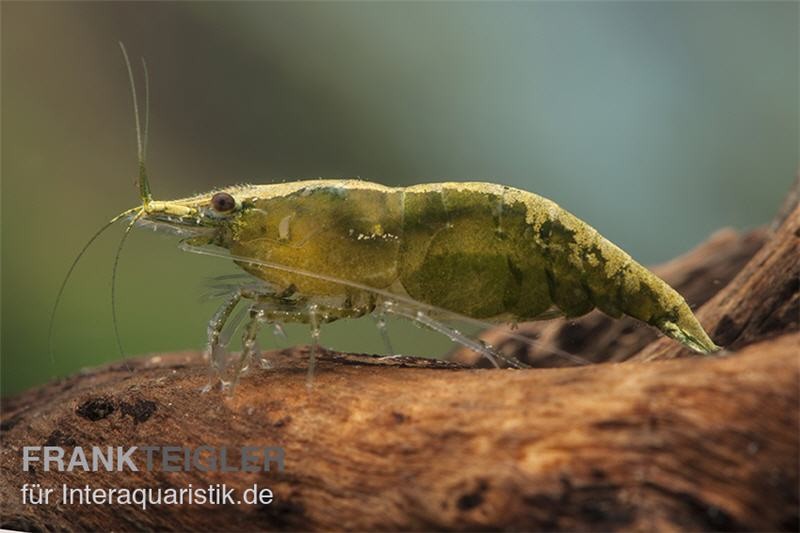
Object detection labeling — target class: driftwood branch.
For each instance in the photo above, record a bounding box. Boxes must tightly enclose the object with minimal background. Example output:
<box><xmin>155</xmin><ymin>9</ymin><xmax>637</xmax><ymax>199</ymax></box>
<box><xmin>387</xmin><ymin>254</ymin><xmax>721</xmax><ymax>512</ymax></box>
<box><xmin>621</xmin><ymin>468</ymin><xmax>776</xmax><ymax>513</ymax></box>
<box><xmin>2</xmin><ymin>337</ymin><xmax>798</xmax><ymax>531</ymax></box>
<box><xmin>2</xmin><ymin>184</ymin><xmax>798</xmax><ymax>532</ymax></box>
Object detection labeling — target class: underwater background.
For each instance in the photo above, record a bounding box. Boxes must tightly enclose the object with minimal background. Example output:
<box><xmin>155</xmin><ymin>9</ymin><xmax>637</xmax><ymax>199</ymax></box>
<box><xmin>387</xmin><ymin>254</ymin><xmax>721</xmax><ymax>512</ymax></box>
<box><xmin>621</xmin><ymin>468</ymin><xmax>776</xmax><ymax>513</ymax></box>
<box><xmin>2</xmin><ymin>2</ymin><xmax>797</xmax><ymax>395</ymax></box>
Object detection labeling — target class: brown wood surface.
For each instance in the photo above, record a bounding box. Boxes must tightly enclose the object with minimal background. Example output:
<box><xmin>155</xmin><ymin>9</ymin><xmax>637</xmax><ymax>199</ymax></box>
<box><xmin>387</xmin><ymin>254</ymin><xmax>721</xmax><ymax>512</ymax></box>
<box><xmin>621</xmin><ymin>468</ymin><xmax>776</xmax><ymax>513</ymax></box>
<box><xmin>1</xmin><ymin>335</ymin><xmax>798</xmax><ymax>532</ymax></box>
<box><xmin>1</xmin><ymin>187</ymin><xmax>798</xmax><ymax>532</ymax></box>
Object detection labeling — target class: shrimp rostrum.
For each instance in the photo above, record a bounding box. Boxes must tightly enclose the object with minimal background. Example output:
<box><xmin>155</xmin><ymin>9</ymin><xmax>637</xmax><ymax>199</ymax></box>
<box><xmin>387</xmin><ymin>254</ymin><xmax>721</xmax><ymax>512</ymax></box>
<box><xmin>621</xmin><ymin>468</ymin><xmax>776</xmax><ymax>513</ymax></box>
<box><xmin>138</xmin><ymin>180</ymin><xmax>719</xmax><ymax>383</ymax></box>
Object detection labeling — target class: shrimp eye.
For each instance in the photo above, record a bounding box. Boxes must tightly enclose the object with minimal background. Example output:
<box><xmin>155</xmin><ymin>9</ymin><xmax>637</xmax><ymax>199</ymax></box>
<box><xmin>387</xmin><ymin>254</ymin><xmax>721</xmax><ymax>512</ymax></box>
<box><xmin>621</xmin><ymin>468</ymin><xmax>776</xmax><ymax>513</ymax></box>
<box><xmin>211</xmin><ymin>192</ymin><xmax>236</xmax><ymax>213</ymax></box>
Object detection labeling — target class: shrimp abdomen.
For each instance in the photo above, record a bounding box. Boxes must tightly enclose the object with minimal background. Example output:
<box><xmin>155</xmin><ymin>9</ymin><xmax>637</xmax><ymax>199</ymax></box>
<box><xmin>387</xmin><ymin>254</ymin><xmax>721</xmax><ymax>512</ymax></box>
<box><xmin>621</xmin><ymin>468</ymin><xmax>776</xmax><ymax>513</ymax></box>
<box><xmin>397</xmin><ymin>182</ymin><xmax>718</xmax><ymax>353</ymax></box>
<box><xmin>399</xmin><ymin>183</ymin><xmax>553</xmax><ymax>320</ymax></box>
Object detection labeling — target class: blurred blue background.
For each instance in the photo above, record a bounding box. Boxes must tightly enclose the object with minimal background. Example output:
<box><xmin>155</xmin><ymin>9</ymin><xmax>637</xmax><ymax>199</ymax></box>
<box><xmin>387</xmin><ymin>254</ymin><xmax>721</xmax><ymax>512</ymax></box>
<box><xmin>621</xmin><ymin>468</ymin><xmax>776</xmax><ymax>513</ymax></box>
<box><xmin>2</xmin><ymin>2</ymin><xmax>797</xmax><ymax>395</ymax></box>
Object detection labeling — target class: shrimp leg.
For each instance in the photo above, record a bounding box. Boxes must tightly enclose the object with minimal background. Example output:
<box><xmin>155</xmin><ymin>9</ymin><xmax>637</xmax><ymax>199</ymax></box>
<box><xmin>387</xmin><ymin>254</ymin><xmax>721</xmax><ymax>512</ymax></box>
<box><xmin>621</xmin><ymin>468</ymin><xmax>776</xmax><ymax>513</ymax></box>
<box><xmin>227</xmin><ymin>307</ymin><xmax>267</xmax><ymax>393</ymax></box>
<box><xmin>203</xmin><ymin>286</ymin><xmax>278</xmax><ymax>392</ymax></box>
<box><xmin>380</xmin><ymin>300</ymin><xmax>529</xmax><ymax>369</ymax></box>
<box><xmin>373</xmin><ymin>307</ymin><xmax>395</xmax><ymax>355</ymax></box>
<box><xmin>247</xmin><ymin>298</ymin><xmax>375</xmax><ymax>389</ymax></box>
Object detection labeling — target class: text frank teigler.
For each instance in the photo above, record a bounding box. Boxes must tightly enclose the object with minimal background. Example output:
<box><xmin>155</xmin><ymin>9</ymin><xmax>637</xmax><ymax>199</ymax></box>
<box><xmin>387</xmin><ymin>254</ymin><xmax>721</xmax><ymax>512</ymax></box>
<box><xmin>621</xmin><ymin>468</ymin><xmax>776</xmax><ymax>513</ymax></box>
<box><xmin>19</xmin><ymin>445</ymin><xmax>284</xmax><ymax>510</ymax></box>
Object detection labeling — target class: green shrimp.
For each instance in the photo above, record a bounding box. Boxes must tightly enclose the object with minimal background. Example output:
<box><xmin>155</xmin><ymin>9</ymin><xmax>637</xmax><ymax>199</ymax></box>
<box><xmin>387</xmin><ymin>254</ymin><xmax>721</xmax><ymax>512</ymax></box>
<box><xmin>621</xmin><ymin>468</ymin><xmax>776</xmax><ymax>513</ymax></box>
<box><xmin>150</xmin><ymin>180</ymin><xmax>719</xmax><ymax>371</ymax></box>
<box><xmin>52</xmin><ymin>46</ymin><xmax>720</xmax><ymax>392</ymax></box>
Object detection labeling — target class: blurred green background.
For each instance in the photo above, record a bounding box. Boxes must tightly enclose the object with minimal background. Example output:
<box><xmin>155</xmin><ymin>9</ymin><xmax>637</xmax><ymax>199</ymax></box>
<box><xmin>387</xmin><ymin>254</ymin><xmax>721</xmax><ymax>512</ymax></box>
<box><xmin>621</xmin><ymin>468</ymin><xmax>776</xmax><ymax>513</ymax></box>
<box><xmin>2</xmin><ymin>2</ymin><xmax>797</xmax><ymax>396</ymax></box>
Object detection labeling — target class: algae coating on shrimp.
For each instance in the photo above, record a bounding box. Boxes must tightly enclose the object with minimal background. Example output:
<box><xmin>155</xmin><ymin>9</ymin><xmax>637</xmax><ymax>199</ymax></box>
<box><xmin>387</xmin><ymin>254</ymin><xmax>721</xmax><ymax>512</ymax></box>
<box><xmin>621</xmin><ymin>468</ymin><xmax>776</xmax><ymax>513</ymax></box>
<box><xmin>147</xmin><ymin>179</ymin><xmax>719</xmax><ymax>355</ymax></box>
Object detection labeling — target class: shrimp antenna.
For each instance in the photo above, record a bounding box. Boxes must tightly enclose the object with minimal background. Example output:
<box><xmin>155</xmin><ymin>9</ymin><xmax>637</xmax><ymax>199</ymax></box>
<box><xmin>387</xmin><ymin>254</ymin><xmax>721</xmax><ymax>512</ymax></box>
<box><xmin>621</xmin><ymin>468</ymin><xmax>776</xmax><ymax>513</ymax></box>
<box><xmin>119</xmin><ymin>42</ymin><xmax>152</xmax><ymax>204</ymax></box>
<box><xmin>141</xmin><ymin>57</ymin><xmax>150</xmax><ymax>162</ymax></box>
<box><xmin>47</xmin><ymin>208</ymin><xmax>140</xmax><ymax>372</ymax></box>
<box><xmin>111</xmin><ymin>211</ymin><xmax>145</xmax><ymax>364</ymax></box>
<box><xmin>49</xmin><ymin>47</ymin><xmax>152</xmax><ymax>375</ymax></box>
